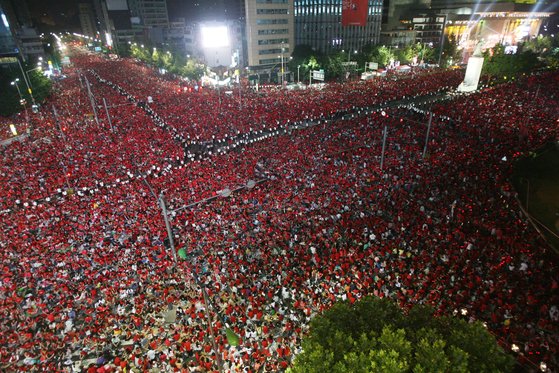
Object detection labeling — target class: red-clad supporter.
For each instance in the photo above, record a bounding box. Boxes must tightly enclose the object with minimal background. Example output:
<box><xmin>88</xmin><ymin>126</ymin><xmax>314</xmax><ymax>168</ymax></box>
<box><xmin>0</xmin><ymin>50</ymin><xmax>557</xmax><ymax>372</ymax></box>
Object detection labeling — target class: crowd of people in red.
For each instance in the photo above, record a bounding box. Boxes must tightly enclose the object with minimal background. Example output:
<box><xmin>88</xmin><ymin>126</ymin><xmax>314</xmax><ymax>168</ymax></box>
<box><xmin>0</xmin><ymin>49</ymin><xmax>558</xmax><ymax>372</ymax></box>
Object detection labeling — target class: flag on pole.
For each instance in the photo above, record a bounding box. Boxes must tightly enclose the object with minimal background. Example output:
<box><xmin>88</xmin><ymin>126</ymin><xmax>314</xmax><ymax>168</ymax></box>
<box><xmin>342</xmin><ymin>0</ymin><xmax>368</xmax><ymax>27</ymax></box>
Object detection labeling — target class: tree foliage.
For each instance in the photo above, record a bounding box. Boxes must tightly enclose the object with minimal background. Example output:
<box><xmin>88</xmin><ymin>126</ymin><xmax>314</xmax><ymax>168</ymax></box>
<box><xmin>287</xmin><ymin>45</ymin><xmax>324</xmax><ymax>83</ymax></box>
<box><xmin>129</xmin><ymin>44</ymin><xmax>205</xmax><ymax>80</ymax></box>
<box><xmin>0</xmin><ymin>61</ymin><xmax>52</xmax><ymax>117</ymax></box>
<box><xmin>290</xmin><ymin>297</ymin><xmax>514</xmax><ymax>373</ymax></box>
<box><xmin>482</xmin><ymin>43</ymin><xmax>541</xmax><ymax>79</ymax></box>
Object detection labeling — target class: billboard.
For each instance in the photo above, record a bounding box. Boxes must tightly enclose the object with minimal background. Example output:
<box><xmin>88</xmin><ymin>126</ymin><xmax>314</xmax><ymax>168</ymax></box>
<box><xmin>201</xmin><ymin>25</ymin><xmax>230</xmax><ymax>48</ymax></box>
<box><xmin>342</xmin><ymin>0</ymin><xmax>368</xmax><ymax>27</ymax></box>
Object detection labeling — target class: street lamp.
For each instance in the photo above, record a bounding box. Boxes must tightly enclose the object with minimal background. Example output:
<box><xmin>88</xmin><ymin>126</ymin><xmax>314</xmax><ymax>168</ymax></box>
<box><xmin>10</xmin><ymin>79</ymin><xmax>29</xmax><ymax>123</ymax></box>
<box><xmin>25</xmin><ymin>66</ymin><xmax>43</xmax><ymax>91</ymax></box>
<box><xmin>10</xmin><ymin>79</ymin><xmax>22</xmax><ymax>100</ymax></box>
<box><xmin>16</xmin><ymin>58</ymin><xmax>36</xmax><ymax>107</ymax></box>
<box><xmin>280</xmin><ymin>43</ymin><xmax>285</xmax><ymax>86</ymax></box>
<box><xmin>297</xmin><ymin>65</ymin><xmax>301</xmax><ymax>83</ymax></box>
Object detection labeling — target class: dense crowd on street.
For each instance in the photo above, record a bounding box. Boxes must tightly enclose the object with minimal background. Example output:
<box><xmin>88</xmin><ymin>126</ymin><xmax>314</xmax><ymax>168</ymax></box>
<box><xmin>0</xmin><ymin>50</ymin><xmax>558</xmax><ymax>372</ymax></box>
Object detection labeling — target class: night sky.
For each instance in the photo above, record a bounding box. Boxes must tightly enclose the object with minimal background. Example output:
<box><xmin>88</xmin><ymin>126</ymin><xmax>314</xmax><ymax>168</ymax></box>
<box><xmin>27</xmin><ymin>0</ymin><xmax>80</xmax><ymax>32</ymax></box>
<box><xmin>27</xmin><ymin>0</ymin><xmax>243</xmax><ymax>33</ymax></box>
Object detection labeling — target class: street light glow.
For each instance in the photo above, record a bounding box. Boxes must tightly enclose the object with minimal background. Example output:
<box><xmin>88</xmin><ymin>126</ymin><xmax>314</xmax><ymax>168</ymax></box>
<box><xmin>1</xmin><ymin>13</ymin><xmax>9</xmax><ymax>28</ymax></box>
<box><xmin>201</xmin><ymin>25</ymin><xmax>230</xmax><ymax>48</ymax></box>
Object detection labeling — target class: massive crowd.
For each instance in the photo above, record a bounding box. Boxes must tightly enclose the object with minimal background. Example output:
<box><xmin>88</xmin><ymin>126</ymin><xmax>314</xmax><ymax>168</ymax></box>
<box><xmin>0</xmin><ymin>50</ymin><xmax>558</xmax><ymax>372</ymax></box>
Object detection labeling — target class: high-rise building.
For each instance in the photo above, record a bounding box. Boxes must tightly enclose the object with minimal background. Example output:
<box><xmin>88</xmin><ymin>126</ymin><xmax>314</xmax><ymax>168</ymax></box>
<box><xmin>244</xmin><ymin>0</ymin><xmax>295</xmax><ymax>70</ymax></box>
<box><xmin>79</xmin><ymin>2</ymin><xmax>98</xmax><ymax>38</ymax></box>
<box><xmin>0</xmin><ymin>2</ymin><xmax>19</xmax><ymax>57</ymax></box>
<box><xmin>0</xmin><ymin>0</ymin><xmax>43</xmax><ymax>60</ymax></box>
<box><xmin>380</xmin><ymin>0</ymin><xmax>430</xmax><ymax>47</ymax></box>
<box><xmin>129</xmin><ymin>0</ymin><xmax>169</xmax><ymax>28</ymax></box>
<box><xmin>294</xmin><ymin>0</ymin><xmax>384</xmax><ymax>55</ymax></box>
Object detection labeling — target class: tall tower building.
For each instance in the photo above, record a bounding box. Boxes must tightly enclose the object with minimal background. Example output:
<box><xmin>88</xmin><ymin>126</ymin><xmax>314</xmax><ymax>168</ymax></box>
<box><xmin>245</xmin><ymin>0</ymin><xmax>295</xmax><ymax>70</ymax></box>
<box><xmin>129</xmin><ymin>0</ymin><xmax>169</xmax><ymax>28</ymax></box>
<box><xmin>0</xmin><ymin>2</ymin><xmax>19</xmax><ymax>57</ymax></box>
<box><xmin>79</xmin><ymin>2</ymin><xmax>98</xmax><ymax>38</ymax></box>
<box><xmin>294</xmin><ymin>0</ymin><xmax>383</xmax><ymax>55</ymax></box>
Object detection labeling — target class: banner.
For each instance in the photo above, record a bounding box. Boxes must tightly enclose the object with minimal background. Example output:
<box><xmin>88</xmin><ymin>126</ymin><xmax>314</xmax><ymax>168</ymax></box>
<box><xmin>342</xmin><ymin>0</ymin><xmax>368</xmax><ymax>27</ymax></box>
<box><xmin>312</xmin><ymin>70</ymin><xmax>325</xmax><ymax>81</ymax></box>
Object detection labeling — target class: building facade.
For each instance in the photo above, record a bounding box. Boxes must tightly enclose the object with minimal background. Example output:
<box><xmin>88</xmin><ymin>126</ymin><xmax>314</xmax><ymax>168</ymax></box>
<box><xmin>79</xmin><ymin>2</ymin><xmax>98</xmax><ymax>38</ymax></box>
<box><xmin>0</xmin><ymin>2</ymin><xmax>19</xmax><ymax>57</ymax></box>
<box><xmin>129</xmin><ymin>0</ymin><xmax>169</xmax><ymax>28</ymax></box>
<box><xmin>430</xmin><ymin>1</ymin><xmax>555</xmax><ymax>57</ymax></box>
<box><xmin>412</xmin><ymin>13</ymin><xmax>446</xmax><ymax>45</ymax></box>
<box><xmin>294</xmin><ymin>0</ymin><xmax>383</xmax><ymax>55</ymax></box>
<box><xmin>0</xmin><ymin>0</ymin><xmax>43</xmax><ymax>60</ymax></box>
<box><xmin>245</xmin><ymin>0</ymin><xmax>295</xmax><ymax>70</ymax></box>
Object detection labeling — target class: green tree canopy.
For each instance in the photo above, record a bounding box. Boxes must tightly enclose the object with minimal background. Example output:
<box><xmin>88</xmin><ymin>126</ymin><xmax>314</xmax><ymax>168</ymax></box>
<box><xmin>290</xmin><ymin>297</ymin><xmax>514</xmax><ymax>373</ymax></box>
<box><xmin>0</xmin><ymin>61</ymin><xmax>52</xmax><ymax>117</ymax></box>
<box><xmin>482</xmin><ymin>43</ymin><xmax>541</xmax><ymax>80</ymax></box>
<box><xmin>288</xmin><ymin>45</ymin><xmax>323</xmax><ymax>83</ymax></box>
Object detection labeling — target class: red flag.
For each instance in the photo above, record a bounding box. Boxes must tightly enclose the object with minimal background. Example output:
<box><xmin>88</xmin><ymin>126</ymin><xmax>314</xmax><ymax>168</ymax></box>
<box><xmin>342</xmin><ymin>0</ymin><xmax>368</xmax><ymax>27</ymax></box>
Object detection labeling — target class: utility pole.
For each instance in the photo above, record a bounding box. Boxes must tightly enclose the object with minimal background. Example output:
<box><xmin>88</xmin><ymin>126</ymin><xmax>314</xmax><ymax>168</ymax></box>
<box><xmin>17</xmin><ymin>57</ymin><xmax>36</xmax><ymax>106</ymax></box>
<box><xmin>84</xmin><ymin>77</ymin><xmax>100</xmax><ymax>127</ymax></box>
<box><xmin>158</xmin><ymin>192</ymin><xmax>177</xmax><ymax>263</ymax></box>
<box><xmin>154</xmin><ymin>188</ymin><xmax>224</xmax><ymax>372</ymax></box>
<box><xmin>437</xmin><ymin>16</ymin><xmax>447</xmax><ymax>67</ymax></box>
<box><xmin>380</xmin><ymin>125</ymin><xmax>388</xmax><ymax>170</ymax></box>
<box><xmin>423</xmin><ymin>112</ymin><xmax>433</xmax><ymax>159</ymax></box>
<box><xmin>280</xmin><ymin>43</ymin><xmax>285</xmax><ymax>86</ymax></box>
<box><xmin>102</xmin><ymin>97</ymin><xmax>113</xmax><ymax>131</ymax></box>
<box><xmin>52</xmin><ymin>105</ymin><xmax>66</xmax><ymax>141</ymax></box>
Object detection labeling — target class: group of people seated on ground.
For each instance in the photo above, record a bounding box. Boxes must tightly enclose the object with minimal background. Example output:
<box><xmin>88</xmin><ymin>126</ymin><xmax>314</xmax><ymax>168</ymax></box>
<box><xmin>0</xmin><ymin>51</ymin><xmax>557</xmax><ymax>372</ymax></box>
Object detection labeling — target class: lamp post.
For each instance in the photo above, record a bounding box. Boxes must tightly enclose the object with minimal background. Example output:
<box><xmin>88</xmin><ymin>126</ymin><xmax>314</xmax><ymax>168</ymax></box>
<box><xmin>437</xmin><ymin>16</ymin><xmax>447</xmax><ymax>67</ymax></box>
<box><xmin>11</xmin><ymin>79</ymin><xmax>29</xmax><ymax>123</ymax></box>
<box><xmin>25</xmin><ymin>66</ymin><xmax>42</xmax><ymax>91</ymax></box>
<box><xmin>11</xmin><ymin>79</ymin><xmax>23</xmax><ymax>101</ymax></box>
<box><xmin>279</xmin><ymin>43</ymin><xmax>286</xmax><ymax>86</ymax></box>
<box><xmin>154</xmin><ymin>188</ymin><xmax>249</xmax><ymax>373</ymax></box>
<box><xmin>16</xmin><ymin>57</ymin><xmax>36</xmax><ymax>106</ymax></box>
<box><xmin>297</xmin><ymin>65</ymin><xmax>300</xmax><ymax>83</ymax></box>
<box><xmin>344</xmin><ymin>48</ymin><xmax>357</xmax><ymax>62</ymax></box>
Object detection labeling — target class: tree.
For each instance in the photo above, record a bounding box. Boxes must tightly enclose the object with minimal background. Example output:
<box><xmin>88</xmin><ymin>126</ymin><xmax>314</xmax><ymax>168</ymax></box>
<box><xmin>290</xmin><ymin>297</ymin><xmax>514</xmax><ymax>373</ymax></box>
<box><xmin>365</xmin><ymin>46</ymin><xmax>396</xmax><ymax>68</ymax></box>
<box><xmin>323</xmin><ymin>52</ymin><xmax>345</xmax><ymax>80</ymax></box>
<box><xmin>0</xmin><ymin>61</ymin><xmax>52</xmax><ymax>117</ymax></box>
<box><xmin>437</xmin><ymin>36</ymin><xmax>462</xmax><ymax>67</ymax></box>
<box><xmin>180</xmin><ymin>59</ymin><xmax>205</xmax><ymax>81</ymax></box>
<box><xmin>482</xmin><ymin>43</ymin><xmax>541</xmax><ymax>80</ymax></box>
<box><xmin>288</xmin><ymin>45</ymin><xmax>323</xmax><ymax>83</ymax></box>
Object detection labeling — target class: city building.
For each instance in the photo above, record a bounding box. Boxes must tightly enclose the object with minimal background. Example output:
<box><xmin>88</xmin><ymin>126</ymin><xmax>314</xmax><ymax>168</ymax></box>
<box><xmin>0</xmin><ymin>0</ymin><xmax>43</xmax><ymax>61</ymax></box>
<box><xmin>430</xmin><ymin>1</ymin><xmax>556</xmax><ymax>56</ymax></box>
<box><xmin>379</xmin><ymin>28</ymin><xmax>416</xmax><ymax>47</ymax></box>
<box><xmin>294</xmin><ymin>0</ymin><xmax>383</xmax><ymax>55</ymax></box>
<box><xmin>128</xmin><ymin>0</ymin><xmax>169</xmax><ymax>28</ymax></box>
<box><xmin>79</xmin><ymin>2</ymin><xmax>98</xmax><ymax>38</ymax></box>
<box><xmin>166</xmin><ymin>18</ymin><xmax>187</xmax><ymax>55</ymax></box>
<box><xmin>0</xmin><ymin>2</ymin><xmax>19</xmax><ymax>57</ymax></box>
<box><xmin>412</xmin><ymin>13</ymin><xmax>446</xmax><ymax>45</ymax></box>
<box><xmin>177</xmin><ymin>20</ymin><xmax>244</xmax><ymax>68</ymax></box>
<box><xmin>380</xmin><ymin>0</ymin><xmax>430</xmax><ymax>47</ymax></box>
<box><xmin>244</xmin><ymin>0</ymin><xmax>295</xmax><ymax>70</ymax></box>
<box><xmin>198</xmin><ymin>21</ymin><xmax>243</xmax><ymax>68</ymax></box>
<box><xmin>15</xmin><ymin>25</ymin><xmax>43</xmax><ymax>58</ymax></box>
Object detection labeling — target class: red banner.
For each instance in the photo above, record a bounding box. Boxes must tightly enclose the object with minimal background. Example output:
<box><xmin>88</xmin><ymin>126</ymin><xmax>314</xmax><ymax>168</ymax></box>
<box><xmin>342</xmin><ymin>0</ymin><xmax>368</xmax><ymax>27</ymax></box>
